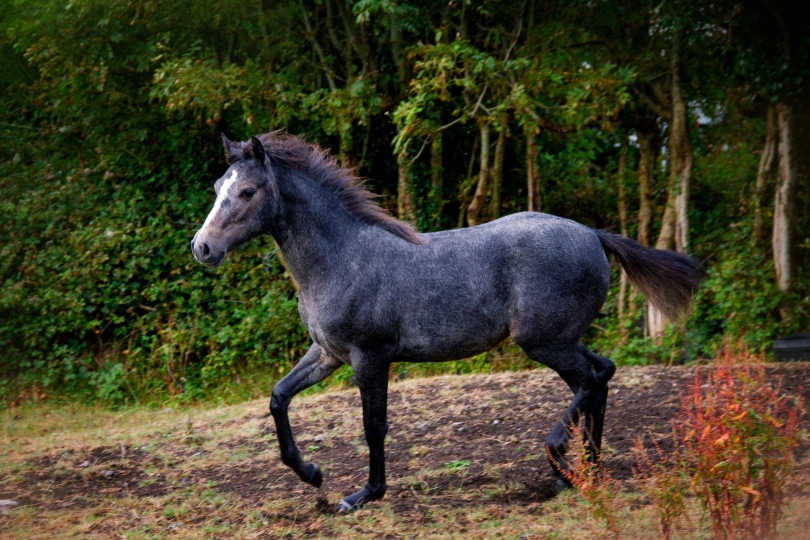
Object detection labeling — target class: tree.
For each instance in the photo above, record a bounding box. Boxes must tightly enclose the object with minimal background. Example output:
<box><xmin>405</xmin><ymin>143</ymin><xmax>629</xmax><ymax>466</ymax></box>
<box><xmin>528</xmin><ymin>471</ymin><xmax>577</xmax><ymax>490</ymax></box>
<box><xmin>2</xmin><ymin>0</ymin><xmax>808</xmax><ymax>403</ymax></box>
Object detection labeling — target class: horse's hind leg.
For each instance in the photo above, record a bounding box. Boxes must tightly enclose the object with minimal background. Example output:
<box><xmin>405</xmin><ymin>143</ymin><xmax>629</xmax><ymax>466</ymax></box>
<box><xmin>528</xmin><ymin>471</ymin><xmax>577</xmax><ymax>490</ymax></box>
<box><xmin>579</xmin><ymin>346</ymin><xmax>614</xmax><ymax>462</ymax></box>
<box><xmin>521</xmin><ymin>342</ymin><xmax>615</xmax><ymax>485</ymax></box>
<box><xmin>270</xmin><ymin>343</ymin><xmax>342</xmax><ymax>487</ymax></box>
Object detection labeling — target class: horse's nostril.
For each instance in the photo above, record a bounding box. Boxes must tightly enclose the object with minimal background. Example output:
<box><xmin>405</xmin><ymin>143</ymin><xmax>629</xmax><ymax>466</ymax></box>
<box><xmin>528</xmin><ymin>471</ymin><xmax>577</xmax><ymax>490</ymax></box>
<box><xmin>202</xmin><ymin>242</ymin><xmax>211</xmax><ymax>259</ymax></box>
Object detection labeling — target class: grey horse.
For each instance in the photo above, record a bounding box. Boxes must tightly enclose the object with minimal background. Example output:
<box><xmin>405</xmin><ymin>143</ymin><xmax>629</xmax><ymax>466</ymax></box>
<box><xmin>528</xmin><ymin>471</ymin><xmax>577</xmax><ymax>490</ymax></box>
<box><xmin>191</xmin><ymin>132</ymin><xmax>702</xmax><ymax>512</ymax></box>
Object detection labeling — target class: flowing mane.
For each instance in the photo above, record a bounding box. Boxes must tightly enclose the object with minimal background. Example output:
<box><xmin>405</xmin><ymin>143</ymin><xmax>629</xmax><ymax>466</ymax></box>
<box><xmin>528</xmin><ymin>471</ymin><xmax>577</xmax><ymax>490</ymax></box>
<box><xmin>257</xmin><ymin>131</ymin><xmax>424</xmax><ymax>245</ymax></box>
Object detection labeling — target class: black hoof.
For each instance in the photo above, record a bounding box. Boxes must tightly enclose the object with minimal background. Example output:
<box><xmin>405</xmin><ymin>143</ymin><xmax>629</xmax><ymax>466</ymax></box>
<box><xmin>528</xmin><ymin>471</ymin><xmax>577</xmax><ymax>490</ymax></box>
<box><xmin>302</xmin><ymin>462</ymin><xmax>322</xmax><ymax>487</ymax></box>
<box><xmin>555</xmin><ymin>475</ymin><xmax>574</xmax><ymax>493</ymax></box>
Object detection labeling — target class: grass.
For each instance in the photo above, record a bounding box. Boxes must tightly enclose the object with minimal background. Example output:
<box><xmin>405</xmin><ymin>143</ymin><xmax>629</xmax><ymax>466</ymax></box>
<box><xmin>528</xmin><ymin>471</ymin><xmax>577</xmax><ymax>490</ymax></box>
<box><xmin>1</xmin><ymin>366</ymin><xmax>808</xmax><ymax>539</ymax></box>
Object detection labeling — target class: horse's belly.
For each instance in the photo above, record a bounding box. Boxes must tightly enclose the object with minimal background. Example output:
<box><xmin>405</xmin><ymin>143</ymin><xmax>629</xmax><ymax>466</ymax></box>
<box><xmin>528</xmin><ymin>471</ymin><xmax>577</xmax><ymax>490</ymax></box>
<box><xmin>397</xmin><ymin>316</ymin><xmax>509</xmax><ymax>362</ymax></box>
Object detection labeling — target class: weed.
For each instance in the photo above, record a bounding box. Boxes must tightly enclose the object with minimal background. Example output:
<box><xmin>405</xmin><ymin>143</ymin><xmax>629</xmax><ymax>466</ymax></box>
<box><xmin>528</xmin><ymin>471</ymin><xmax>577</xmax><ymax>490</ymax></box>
<box><xmin>676</xmin><ymin>344</ymin><xmax>804</xmax><ymax>539</ymax></box>
<box><xmin>550</xmin><ymin>427</ymin><xmax>623</xmax><ymax>540</ymax></box>
<box><xmin>633</xmin><ymin>436</ymin><xmax>693</xmax><ymax>539</ymax></box>
<box><xmin>635</xmin><ymin>343</ymin><xmax>805</xmax><ymax>540</ymax></box>
<box><xmin>443</xmin><ymin>459</ymin><xmax>472</xmax><ymax>474</ymax></box>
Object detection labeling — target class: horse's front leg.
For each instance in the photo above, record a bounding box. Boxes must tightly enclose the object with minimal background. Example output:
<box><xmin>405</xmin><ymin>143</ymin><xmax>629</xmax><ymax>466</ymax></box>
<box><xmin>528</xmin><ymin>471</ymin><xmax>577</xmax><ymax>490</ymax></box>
<box><xmin>270</xmin><ymin>343</ymin><xmax>342</xmax><ymax>487</ymax></box>
<box><xmin>337</xmin><ymin>352</ymin><xmax>391</xmax><ymax>513</ymax></box>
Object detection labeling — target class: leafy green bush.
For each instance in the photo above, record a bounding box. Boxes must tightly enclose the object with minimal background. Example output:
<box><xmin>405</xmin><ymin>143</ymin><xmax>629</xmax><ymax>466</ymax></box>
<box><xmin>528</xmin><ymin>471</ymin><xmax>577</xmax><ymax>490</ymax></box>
<box><xmin>0</xmin><ymin>152</ymin><xmax>308</xmax><ymax>406</ymax></box>
<box><xmin>2</xmin><ymin>0</ymin><xmax>808</xmax><ymax>408</ymax></box>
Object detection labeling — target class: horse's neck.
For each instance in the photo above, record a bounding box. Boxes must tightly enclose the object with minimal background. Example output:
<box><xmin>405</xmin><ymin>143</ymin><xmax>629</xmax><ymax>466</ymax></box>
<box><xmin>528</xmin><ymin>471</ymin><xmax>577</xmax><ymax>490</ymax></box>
<box><xmin>271</xmin><ymin>177</ymin><xmax>361</xmax><ymax>290</ymax></box>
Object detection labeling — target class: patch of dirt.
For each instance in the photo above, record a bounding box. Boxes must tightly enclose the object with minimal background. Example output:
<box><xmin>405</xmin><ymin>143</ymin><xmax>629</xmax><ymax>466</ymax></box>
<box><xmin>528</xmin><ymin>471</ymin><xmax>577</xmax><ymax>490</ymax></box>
<box><xmin>13</xmin><ymin>444</ymin><xmax>171</xmax><ymax>510</ymax></box>
<box><xmin>4</xmin><ymin>363</ymin><xmax>809</xmax><ymax>520</ymax></box>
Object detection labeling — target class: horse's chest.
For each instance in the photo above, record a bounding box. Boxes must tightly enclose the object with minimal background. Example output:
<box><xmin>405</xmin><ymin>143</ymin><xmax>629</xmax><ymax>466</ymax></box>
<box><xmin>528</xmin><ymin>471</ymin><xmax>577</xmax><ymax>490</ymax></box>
<box><xmin>298</xmin><ymin>292</ymin><xmax>356</xmax><ymax>360</ymax></box>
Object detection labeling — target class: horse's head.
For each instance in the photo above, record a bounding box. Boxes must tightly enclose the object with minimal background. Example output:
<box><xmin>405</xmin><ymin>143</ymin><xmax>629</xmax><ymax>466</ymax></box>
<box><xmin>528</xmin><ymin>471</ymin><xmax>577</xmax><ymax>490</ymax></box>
<box><xmin>191</xmin><ymin>134</ymin><xmax>278</xmax><ymax>267</ymax></box>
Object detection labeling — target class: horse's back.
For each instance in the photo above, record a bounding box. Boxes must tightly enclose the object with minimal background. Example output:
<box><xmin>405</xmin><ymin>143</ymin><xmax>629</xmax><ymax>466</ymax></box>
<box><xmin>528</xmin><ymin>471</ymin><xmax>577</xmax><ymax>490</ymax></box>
<box><xmin>423</xmin><ymin>212</ymin><xmax>607</xmax><ymax>277</ymax></box>
<box><xmin>388</xmin><ymin>212</ymin><xmax>610</xmax><ymax>360</ymax></box>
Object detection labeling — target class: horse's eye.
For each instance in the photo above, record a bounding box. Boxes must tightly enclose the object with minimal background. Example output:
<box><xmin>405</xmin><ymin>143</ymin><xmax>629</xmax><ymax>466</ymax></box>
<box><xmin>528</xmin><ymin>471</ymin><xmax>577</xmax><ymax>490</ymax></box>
<box><xmin>240</xmin><ymin>188</ymin><xmax>256</xmax><ymax>199</ymax></box>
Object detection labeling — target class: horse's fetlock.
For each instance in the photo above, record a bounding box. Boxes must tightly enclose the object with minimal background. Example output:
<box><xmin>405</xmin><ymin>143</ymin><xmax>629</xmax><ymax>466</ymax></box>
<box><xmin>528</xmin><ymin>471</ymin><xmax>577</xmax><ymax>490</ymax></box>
<box><xmin>365</xmin><ymin>482</ymin><xmax>386</xmax><ymax>500</ymax></box>
<box><xmin>302</xmin><ymin>462</ymin><xmax>323</xmax><ymax>487</ymax></box>
<box><xmin>280</xmin><ymin>453</ymin><xmax>300</xmax><ymax>469</ymax></box>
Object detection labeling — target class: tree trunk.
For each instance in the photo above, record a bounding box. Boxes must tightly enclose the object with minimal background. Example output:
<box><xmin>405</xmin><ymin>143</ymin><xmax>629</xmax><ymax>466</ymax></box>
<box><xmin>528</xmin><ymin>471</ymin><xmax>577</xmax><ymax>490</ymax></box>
<box><xmin>617</xmin><ymin>137</ymin><xmax>630</xmax><ymax>345</ymax></box>
<box><xmin>397</xmin><ymin>142</ymin><xmax>416</xmax><ymax>222</ymax></box>
<box><xmin>457</xmin><ymin>135</ymin><xmax>480</xmax><ymax>228</ymax></box>
<box><xmin>460</xmin><ymin>0</ymin><xmax>469</xmax><ymax>40</ymax></box>
<box><xmin>467</xmin><ymin>119</ymin><xmax>492</xmax><ymax>226</ymax></box>
<box><xmin>773</xmin><ymin>100</ymin><xmax>796</xmax><ymax>294</ymax></box>
<box><xmin>339</xmin><ymin>126</ymin><xmax>353</xmax><ymax>168</ymax></box>
<box><xmin>430</xmin><ymin>132</ymin><xmax>444</xmax><ymax>229</ymax></box>
<box><xmin>648</xmin><ymin>160</ymin><xmax>677</xmax><ymax>344</ymax></box>
<box><xmin>636</xmin><ymin>125</ymin><xmax>657</xmax><ymax>247</ymax></box>
<box><xmin>668</xmin><ymin>35</ymin><xmax>693</xmax><ymax>254</ymax></box>
<box><xmin>649</xmin><ymin>33</ymin><xmax>693</xmax><ymax>343</ymax></box>
<box><xmin>390</xmin><ymin>9</ymin><xmax>406</xmax><ymax>89</ymax></box>
<box><xmin>754</xmin><ymin>104</ymin><xmax>777</xmax><ymax>244</ymax></box>
<box><xmin>655</xmin><ymin>195</ymin><xmax>676</xmax><ymax>251</ymax></box>
<box><xmin>525</xmin><ymin>125</ymin><xmax>541</xmax><ymax>212</ymax></box>
<box><xmin>299</xmin><ymin>0</ymin><xmax>337</xmax><ymax>92</ymax></box>
<box><xmin>334</xmin><ymin>0</ymin><xmax>374</xmax><ymax>74</ymax></box>
<box><xmin>489</xmin><ymin>117</ymin><xmax>507</xmax><ymax>220</ymax></box>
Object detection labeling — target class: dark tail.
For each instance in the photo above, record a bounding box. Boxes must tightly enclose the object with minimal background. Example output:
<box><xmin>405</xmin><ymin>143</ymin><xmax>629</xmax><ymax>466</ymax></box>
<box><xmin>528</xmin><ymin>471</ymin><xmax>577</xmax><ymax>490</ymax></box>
<box><xmin>595</xmin><ymin>230</ymin><xmax>703</xmax><ymax>321</ymax></box>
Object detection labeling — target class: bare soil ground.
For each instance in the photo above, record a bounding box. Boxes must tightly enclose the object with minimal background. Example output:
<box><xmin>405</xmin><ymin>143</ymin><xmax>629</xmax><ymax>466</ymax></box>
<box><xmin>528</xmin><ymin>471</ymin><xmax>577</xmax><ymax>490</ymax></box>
<box><xmin>1</xmin><ymin>363</ymin><xmax>808</xmax><ymax>539</ymax></box>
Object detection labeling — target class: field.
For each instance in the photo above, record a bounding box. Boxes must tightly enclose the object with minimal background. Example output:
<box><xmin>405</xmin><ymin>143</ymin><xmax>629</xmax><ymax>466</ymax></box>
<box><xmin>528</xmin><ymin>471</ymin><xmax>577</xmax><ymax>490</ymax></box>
<box><xmin>2</xmin><ymin>363</ymin><xmax>808</xmax><ymax>539</ymax></box>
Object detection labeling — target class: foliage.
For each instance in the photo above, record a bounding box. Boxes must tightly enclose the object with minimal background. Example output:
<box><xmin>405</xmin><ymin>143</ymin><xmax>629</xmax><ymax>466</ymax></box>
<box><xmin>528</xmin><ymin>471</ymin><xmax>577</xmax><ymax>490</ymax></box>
<box><xmin>557</xmin><ymin>344</ymin><xmax>805</xmax><ymax>539</ymax></box>
<box><xmin>633</xmin><ymin>437</ymin><xmax>693</xmax><ymax>539</ymax></box>
<box><xmin>678</xmin><ymin>345</ymin><xmax>803</xmax><ymax>539</ymax></box>
<box><xmin>551</xmin><ymin>429</ymin><xmax>624</xmax><ymax>540</ymax></box>
<box><xmin>633</xmin><ymin>344</ymin><xmax>805</xmax><ymax>539</ymax></box>
<box><xmin>1</xmin><ymin>0</ymin><xmax>808</xmax><ymax>406</ymax></box>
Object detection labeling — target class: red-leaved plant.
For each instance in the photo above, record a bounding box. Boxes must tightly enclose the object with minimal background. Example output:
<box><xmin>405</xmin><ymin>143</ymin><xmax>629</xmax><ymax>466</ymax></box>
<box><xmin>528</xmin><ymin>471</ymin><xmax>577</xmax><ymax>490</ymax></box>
<box><xmin>633</xmin><ymin>436</ymin><xmax>692</xmax><ymax>540</ymax></box>
<box><xmin>550</xmin><ymin>427</ymin><xmax>623</xmax><ymax>539</ymax></box>
<box><xmin>637</xmin><ymin>343</ymin><xmax>804</xmax><ymax>540</ymax></box>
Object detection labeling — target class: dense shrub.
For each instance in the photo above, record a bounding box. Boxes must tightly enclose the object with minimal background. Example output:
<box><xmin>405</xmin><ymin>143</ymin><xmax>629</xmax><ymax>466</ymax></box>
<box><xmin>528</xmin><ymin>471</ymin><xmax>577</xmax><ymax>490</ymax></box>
<box><xmin>0</xmin><ymin>153</ymin><xmax>308</xmax><ymax>405</ymax></box>
<box><xmin>1</xmin><ymin>0</ymin><xmax>807</xmax><ymax>406</ymax></box>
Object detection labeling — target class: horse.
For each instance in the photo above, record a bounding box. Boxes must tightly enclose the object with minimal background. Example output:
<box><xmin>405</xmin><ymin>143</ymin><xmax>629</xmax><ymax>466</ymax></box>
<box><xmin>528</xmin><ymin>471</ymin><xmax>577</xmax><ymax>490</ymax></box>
<box><xmin>191</xmin><ymin>132</ymin><xmax>702</xmax><ymax>513</ymax></box>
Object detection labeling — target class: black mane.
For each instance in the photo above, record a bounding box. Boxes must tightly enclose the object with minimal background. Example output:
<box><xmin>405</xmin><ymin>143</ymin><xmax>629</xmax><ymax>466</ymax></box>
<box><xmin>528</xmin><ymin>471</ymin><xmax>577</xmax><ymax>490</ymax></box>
<box><xmin>256</xmin><ymin>131</ymin><xmax>424</xmax><ymax>245</ymax></box>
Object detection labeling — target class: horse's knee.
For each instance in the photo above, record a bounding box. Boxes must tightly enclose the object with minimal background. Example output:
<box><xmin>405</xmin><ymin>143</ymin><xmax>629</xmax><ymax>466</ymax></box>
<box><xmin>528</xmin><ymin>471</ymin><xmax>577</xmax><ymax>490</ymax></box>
<box><xmin>269</xmin><ymin>395</ymin><xmax>282</xmax><ymax>416</ymax></box>
<box><xmin>270</xmin><ymin>385</ymin><xmax>290</xmax><ymax>414</ymax></box>
<box><xmin>364</xmin><ymin>418</ymin><xmax>389</xmax><ymax>443</ymax></box>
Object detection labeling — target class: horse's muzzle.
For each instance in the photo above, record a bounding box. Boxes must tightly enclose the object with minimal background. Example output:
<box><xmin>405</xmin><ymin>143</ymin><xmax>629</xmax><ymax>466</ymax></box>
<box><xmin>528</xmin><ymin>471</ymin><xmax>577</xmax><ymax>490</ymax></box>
<box><xmin>191</xmin><ymin>234</ymin><xmax>224</xmax><ymax>267</ymax></box>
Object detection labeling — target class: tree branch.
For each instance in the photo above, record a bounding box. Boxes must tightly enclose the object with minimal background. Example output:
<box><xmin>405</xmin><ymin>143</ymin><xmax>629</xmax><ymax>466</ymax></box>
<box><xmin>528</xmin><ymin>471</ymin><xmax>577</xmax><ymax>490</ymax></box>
<box><xmin>298</xmin><ymin>0</ymin><xmax>338</xmax><ymax>92</ymax></box>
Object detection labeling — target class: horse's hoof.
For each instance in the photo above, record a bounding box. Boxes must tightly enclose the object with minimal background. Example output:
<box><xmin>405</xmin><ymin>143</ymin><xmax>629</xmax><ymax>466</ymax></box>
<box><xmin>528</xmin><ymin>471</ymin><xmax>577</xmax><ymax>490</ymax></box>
<box><xmin>336</xmin><ymin>499</ymin><xmax>354</xmax><ymax>514</ymax></box>
<box><xmin>336</xmin><ymin>489</ymin><xmax>372</xmax><ymax>513</ymax></box>
<box><xmin>555</xmin><ymin>476</ymin><xmax>573</xmax><ymax>493</ymax></box>
<box><xmin>303</xmin><ymin>463</ymin><xmax>322</xmax><ymax>487</ymax></box>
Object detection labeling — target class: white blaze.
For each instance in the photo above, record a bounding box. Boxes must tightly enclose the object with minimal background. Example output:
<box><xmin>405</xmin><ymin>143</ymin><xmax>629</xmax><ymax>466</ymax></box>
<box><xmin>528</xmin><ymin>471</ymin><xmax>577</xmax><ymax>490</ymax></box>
<box><xmin>199</xmin><ymin>169</ymin><xmax>239</xmax><ymax>236</ymax></box>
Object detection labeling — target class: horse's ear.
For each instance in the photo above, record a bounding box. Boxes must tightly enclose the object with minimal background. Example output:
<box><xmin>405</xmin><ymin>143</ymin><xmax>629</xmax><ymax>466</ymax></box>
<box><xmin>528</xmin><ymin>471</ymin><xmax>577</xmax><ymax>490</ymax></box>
<box><xmin>222</xmin><ymin>133</ymin><xmax>236</xmax><ymax>163</ymax></box>
<box><xmin>250</xmin><ymin>136</ymin><xmax>266</xmax><ymax>165</ymax></box>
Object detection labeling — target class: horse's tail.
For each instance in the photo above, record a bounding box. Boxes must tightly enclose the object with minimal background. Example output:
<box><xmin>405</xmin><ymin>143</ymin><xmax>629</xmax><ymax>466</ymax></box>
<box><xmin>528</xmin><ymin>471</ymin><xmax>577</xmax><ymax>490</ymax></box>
<box><xmin>595</xmin><ymin>230</ymin><xmax>703</xmax><ymax>321</ymax></box>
